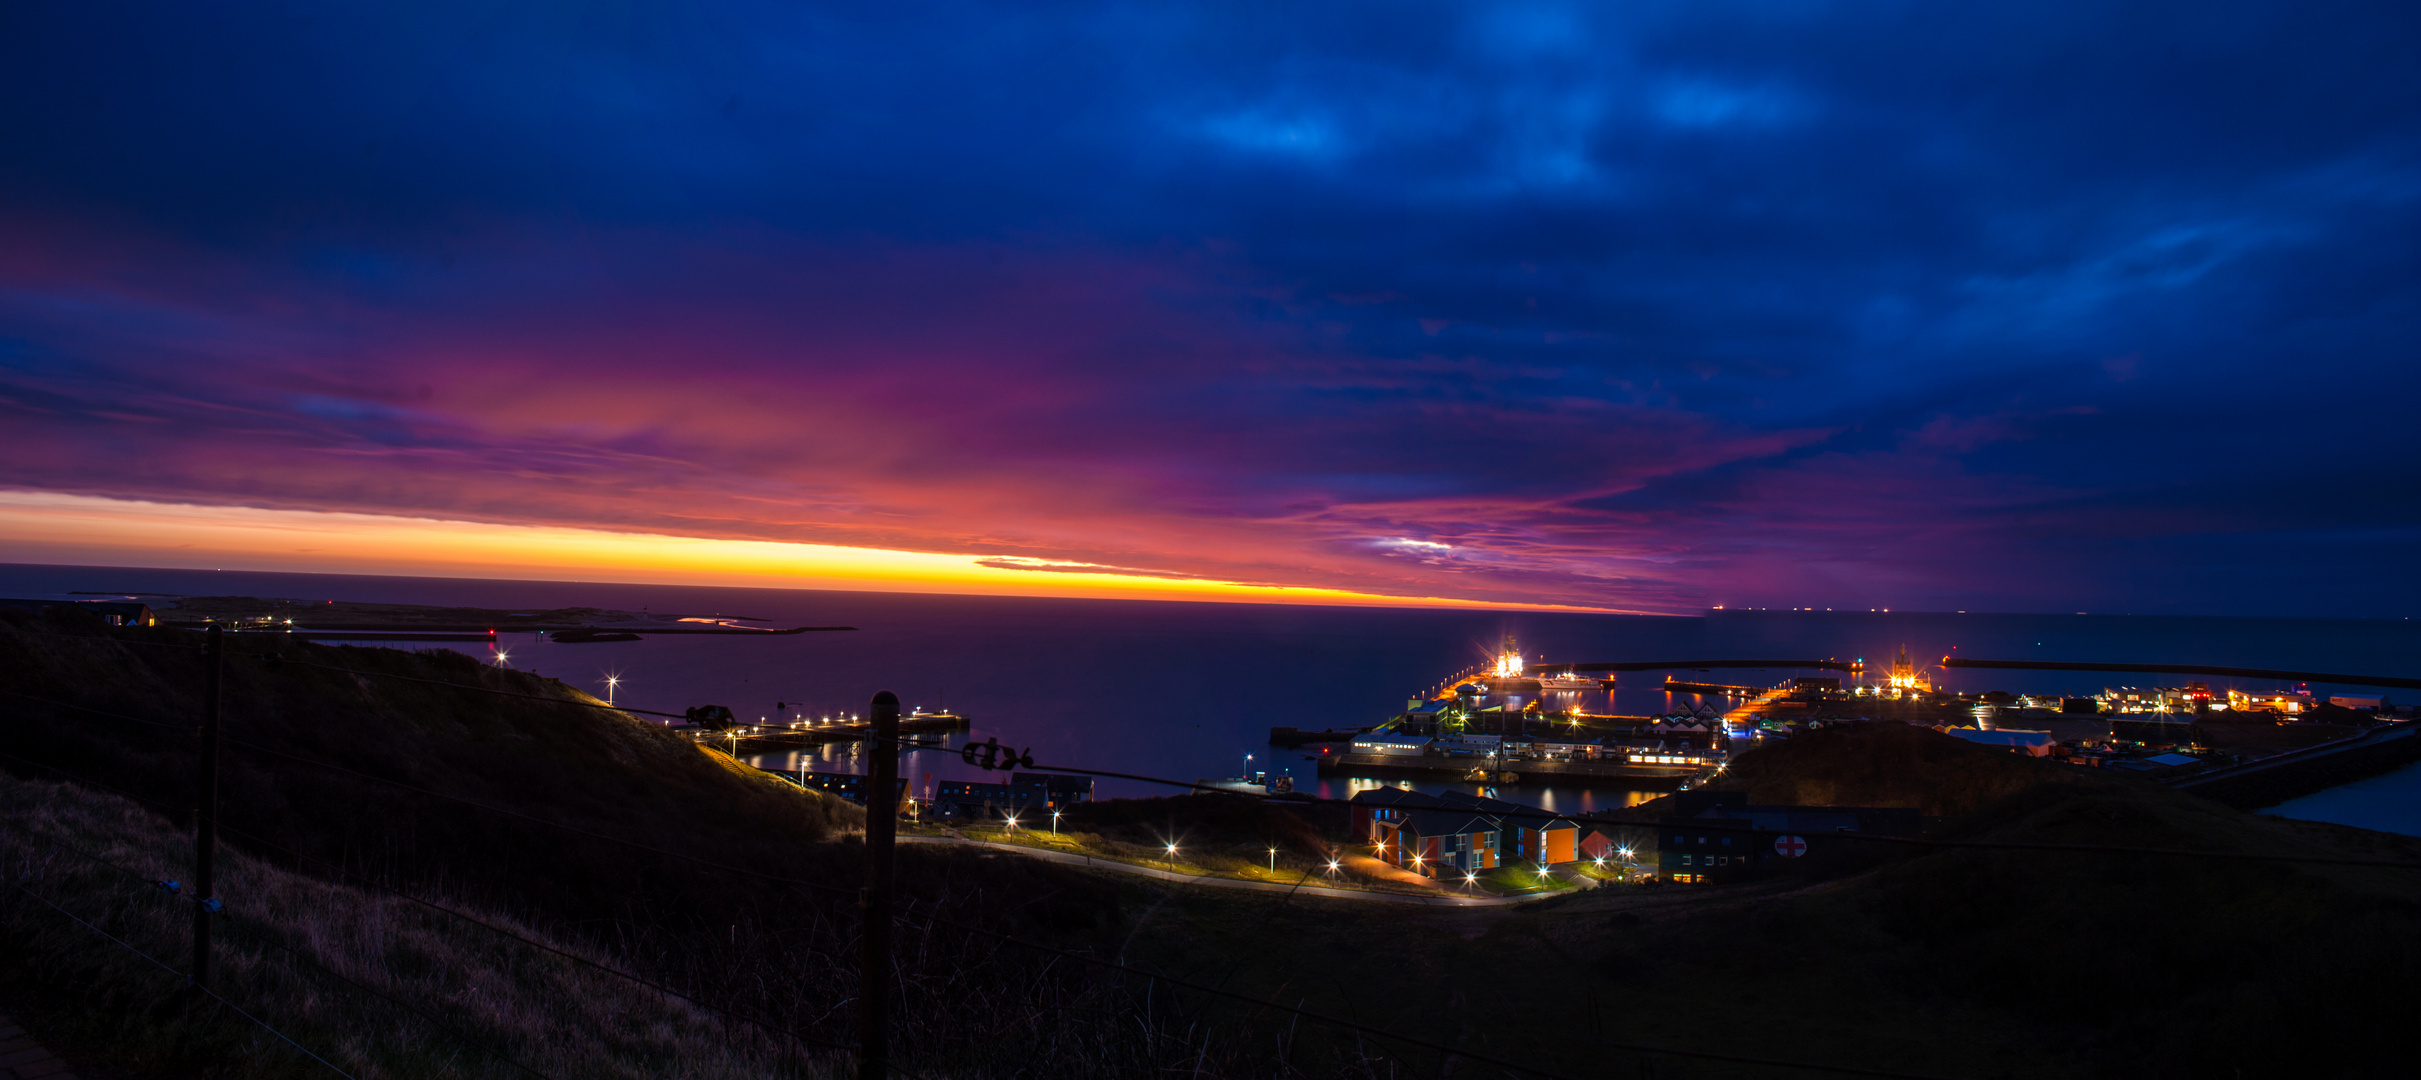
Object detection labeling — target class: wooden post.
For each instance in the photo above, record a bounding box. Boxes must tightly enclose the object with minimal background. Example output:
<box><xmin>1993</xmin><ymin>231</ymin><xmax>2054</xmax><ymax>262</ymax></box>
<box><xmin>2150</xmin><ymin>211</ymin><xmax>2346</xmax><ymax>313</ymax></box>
<box><xmin>192</xmin><ymin>624</ymin><xmax>224</xmax><ymax>989</ymax></box>
<box><xmin>858</xmin><ymin>690</ymin><xmax>899</xmax><ymax>1080</ymax></box>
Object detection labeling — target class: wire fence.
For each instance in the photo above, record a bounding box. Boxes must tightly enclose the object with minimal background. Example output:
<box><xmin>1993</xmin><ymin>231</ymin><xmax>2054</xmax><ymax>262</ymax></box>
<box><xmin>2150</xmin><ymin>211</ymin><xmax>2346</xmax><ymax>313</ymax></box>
<box><xmin>14</xmin><ymin>621</ymin><xmax>2333</xmax><ymax>1078</ymax></box>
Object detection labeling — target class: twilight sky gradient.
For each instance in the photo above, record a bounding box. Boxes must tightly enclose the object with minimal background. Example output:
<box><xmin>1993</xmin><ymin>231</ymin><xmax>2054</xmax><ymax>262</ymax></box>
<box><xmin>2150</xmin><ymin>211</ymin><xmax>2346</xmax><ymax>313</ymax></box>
<box><xmin>2</xmin><ymin>1</ymin><xmax>2418</xmax><ymax>615</ymax></box>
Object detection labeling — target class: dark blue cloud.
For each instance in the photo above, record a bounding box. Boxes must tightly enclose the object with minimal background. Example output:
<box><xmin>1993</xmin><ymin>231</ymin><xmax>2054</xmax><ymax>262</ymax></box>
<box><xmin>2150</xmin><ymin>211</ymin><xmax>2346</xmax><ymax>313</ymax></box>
<box><xmin>1</xmin><ymin>1</ymin><xmax>2417</xmax><ymax>614</ymax></box>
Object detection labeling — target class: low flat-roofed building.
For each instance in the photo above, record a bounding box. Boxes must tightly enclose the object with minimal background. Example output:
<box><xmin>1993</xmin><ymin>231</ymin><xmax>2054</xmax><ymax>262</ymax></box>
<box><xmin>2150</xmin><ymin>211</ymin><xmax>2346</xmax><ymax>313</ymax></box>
<box><xmin>1656</xmin><ymin>794</ymin><xmax>1921</xmax><ymax>885</ymax></box>
<box><xmin>792</xmin><ymin>770</ymin><xmax>911</xmax><ymax>810</ymax></box>
<box><xmin>932</xmin><ymin>780</ymin><xmax>1043</xmax><ymax>821</ymax></box>
<box><xmin>1010</xmin><ymin>772</ymin><xmax>1094</xmax><ymax>808</ymax></box>
<box><xmin>1392</xmin><ymin>810</ymin><xmax>1500</xmax><ymax>877</ymax></box>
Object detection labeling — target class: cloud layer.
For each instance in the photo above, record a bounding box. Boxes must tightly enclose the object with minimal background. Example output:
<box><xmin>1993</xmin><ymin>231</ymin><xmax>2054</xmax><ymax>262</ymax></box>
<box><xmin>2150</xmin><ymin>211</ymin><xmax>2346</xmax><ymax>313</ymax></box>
<box><xmin>2</xmin><ymin>1</ymin><xmax>2418</xmax><ymax>614</ymax></box>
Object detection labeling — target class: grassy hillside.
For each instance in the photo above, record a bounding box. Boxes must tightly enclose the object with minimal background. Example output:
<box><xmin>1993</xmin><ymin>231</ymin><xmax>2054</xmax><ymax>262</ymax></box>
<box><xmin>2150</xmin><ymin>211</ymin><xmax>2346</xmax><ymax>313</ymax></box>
<box><xmin>0</xmin><ymin>610</ymin><xmax>1189</xmax><ymax>1078</ymax></box>
<box><xmin>6</xmin><ymin>611</ymin><xmax>2419</xmax><ymax>1079</ymax></box>
<box><xmin>1122</xmin><ymin>724</ymin><xmax>2421</xmax><ymax>1079</ymax></box>
<box><xmin>1682</xmin><ymin>721</ymin><xmax>2110</xmax><ymax>817</ymax></box>
<box><xmin>0</xmin><ymin>771</ymin><xmax>804</xmax><ymax>1079</ymax></box>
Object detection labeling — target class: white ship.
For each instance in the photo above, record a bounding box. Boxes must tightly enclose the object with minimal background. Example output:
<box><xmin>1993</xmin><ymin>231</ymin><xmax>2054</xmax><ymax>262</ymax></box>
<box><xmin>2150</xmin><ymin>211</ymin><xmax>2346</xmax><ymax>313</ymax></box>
<box><xmin>1488</xmin><ymin>637</ymin><xmax>1609</xmax><ymax>691</ymax></box>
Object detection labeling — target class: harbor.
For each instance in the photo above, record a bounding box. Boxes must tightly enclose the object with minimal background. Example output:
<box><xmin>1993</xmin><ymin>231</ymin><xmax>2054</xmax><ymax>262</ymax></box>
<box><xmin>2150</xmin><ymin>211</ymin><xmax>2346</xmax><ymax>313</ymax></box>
<box><xmin>1285</xmin><ymin>634</ymin><xmax>2421</xmax><ymax>803</ymax></box>
<box><xmin>1297</xmin><ymin>637</ymin><xmax>1742</xmax><ymax>790</ymax></box>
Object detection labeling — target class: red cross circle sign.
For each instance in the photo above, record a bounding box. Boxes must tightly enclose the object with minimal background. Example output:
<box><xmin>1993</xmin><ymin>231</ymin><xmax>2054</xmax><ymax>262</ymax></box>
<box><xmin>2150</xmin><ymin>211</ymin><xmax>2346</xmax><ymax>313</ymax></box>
<box><xmin>1775</xmin><ymin>834</ymin><xmax>1808</xmax><ymax>858</ymax></box>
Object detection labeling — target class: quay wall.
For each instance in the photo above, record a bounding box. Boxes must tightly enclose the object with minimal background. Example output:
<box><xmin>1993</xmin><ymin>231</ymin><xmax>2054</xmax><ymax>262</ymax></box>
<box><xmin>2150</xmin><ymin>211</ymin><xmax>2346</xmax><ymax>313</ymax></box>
<box><xmin>2177</xmin><ymin>724</ymin><xmax>2421</xmax><ymax>810</ymax></box>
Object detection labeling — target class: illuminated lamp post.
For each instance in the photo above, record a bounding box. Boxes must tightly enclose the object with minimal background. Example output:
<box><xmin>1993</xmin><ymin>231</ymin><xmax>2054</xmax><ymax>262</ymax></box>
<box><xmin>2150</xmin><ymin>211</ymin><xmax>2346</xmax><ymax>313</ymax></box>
<box><xmin>1050</xmin><ymin>810</ymin><xmax>1061</xmax><ymax>835</ymax></box>
<box><xmin>603</xmin><ymin>674</ymin><xmax>621</xmax><ymax>705</ymax></box>
<box><xmin>1268</xmin><ymin>846</ymin><xmax>1277</xmax><ymax>874</ymax></box>
<box><xmin>1164</xmin><ymin>843</ymin><xmax>1178</xmax><ymax>872</ymax></box>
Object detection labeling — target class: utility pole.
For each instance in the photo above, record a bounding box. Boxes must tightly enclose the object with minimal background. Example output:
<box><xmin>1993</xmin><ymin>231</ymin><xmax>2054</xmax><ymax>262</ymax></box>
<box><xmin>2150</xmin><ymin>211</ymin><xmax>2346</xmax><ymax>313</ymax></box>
<box><xmin>192</xmin><ymin>624</ymin><xmax>224</xmax><ymax>991</ymax></box>
<box><xmin>858</xmin><ymin>690</ymin><xmax>900</xmax><ymax>1080</ymax></box>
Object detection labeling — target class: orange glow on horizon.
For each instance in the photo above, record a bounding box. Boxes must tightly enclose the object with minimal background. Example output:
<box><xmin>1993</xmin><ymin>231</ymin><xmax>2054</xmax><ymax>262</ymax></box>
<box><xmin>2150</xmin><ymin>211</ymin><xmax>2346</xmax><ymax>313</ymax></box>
<box><xmin>0</xmin><ymin>490</ymin><xmax>1623</xmax><ymax>612</ymax></box>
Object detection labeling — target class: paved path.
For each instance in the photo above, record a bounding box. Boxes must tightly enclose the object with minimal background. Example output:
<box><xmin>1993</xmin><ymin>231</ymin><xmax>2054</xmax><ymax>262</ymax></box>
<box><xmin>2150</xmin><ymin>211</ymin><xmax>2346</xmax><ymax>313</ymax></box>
<box><xmin>901</xmin><ymin>835</ymin><xmax>1540</xmax><ymax>906</ymax></box>
<box><xmin>0</xmin><ymin>1015</ymin><xmax>77</xmax><ymax>1080</ymax></box>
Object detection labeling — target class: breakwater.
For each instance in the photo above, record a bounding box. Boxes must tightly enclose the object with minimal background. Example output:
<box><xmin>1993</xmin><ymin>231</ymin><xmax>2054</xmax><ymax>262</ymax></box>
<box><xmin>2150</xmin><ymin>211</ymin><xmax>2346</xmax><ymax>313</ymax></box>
<box><xmin>2176</xmin><ymin>723</ymin><xmax>2421</xmax><ymax>810</ymax></box>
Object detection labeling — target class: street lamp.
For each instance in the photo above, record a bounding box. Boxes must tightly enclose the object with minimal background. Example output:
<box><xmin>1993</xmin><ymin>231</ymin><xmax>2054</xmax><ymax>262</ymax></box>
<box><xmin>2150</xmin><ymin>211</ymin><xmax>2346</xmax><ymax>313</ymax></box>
<box><xmin>1005</xmin><ymin>814</ymin><xmax>1019</xmax><ymax>834</ymax></box>
<box><xmin>1326</xmin><ymin>858</ymin><xmax>1340</xmax><ymax>875</ymax></box>
<box><xmin>603</xmin><ymin>674</ymin><xmax>621</xmax><ymax>705</ymax></box>
<box><xmin>1050</xmin><ymin>809</ymin><xmax>1061</xmax><ymax>835</ymax></box>
<box><xmin>1164</xmin><ymin>843</ymin><xmax>1179</xmax><ymax>871</ymax></box>
<box><xmin>1268</xmin><ymin>846</ymin><xmax>1277</xmax><ymax>874</ymax></box>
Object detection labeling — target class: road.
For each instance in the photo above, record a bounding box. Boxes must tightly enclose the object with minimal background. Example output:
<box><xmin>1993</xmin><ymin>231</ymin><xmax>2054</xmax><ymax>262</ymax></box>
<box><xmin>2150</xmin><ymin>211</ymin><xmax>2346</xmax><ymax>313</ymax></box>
<box><xmin>900</xmin><ymin>834</ymin><xmax>1557</xmax><ymax>907</ymax></box>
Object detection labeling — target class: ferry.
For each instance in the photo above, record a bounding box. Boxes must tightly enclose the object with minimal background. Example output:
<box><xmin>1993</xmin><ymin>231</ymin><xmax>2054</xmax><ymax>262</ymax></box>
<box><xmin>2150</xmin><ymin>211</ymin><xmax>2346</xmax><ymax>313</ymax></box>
<box><xmin>1487</xmin><ymin>637</ymin><xmax>1611</xmax><ymax>692</ymax></box>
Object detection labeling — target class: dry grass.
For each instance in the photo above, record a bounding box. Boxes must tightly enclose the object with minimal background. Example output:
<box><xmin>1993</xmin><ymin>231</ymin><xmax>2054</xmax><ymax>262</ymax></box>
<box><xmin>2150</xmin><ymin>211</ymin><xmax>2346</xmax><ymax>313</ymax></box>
<box><xmin>0</xmin><ymin>613</ymin><xmax>1442</xmax><ymax>1079</ymax></box>
<box><xmin>0</xmin><ymin>771</ymin><xmax>837</xmax><ymax>1079</ymax></box>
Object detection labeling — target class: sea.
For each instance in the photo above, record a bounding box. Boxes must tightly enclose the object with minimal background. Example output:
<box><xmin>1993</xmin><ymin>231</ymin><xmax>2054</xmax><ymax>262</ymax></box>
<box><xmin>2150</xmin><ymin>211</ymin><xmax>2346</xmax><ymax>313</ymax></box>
<box><xmin>5</xmin><ymin>563</ymin><xmax>2417</xmax><ymax>831</ymax></box>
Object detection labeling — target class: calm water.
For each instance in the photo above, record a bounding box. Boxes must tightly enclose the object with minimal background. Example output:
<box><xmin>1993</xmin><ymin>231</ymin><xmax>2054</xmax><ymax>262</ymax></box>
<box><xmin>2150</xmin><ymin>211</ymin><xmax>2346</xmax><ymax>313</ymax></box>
<box><xmin>6</xmin><ymin>563</ymin><xmax>2418</xmax><ymax>822</ymax></box>
<box><xmin>2263</xmin><ymin>762</ymin><xmax>2421</xmax><ymax>837</ymax></box>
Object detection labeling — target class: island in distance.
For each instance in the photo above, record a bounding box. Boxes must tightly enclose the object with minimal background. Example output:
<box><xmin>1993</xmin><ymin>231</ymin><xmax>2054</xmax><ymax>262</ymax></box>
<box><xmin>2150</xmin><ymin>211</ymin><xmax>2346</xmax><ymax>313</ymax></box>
<box><xmin>56</xmin><ymin>592</ymin><xmax>856</xmax><ymax>640</ymax></box>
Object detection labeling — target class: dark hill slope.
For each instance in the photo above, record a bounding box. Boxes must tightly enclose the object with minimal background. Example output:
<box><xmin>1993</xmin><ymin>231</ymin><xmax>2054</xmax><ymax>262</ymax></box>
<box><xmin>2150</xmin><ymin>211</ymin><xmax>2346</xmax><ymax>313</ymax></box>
<box><xmin>0</xmin><ymin>611</ymin><xmax>1163</xmax><ymax>1078</ymax></box>
<box><xmin>1116</xmin><ymin>722</ymin><xmax>2421</xmax><ymax>1079</ymax></box>
<box><xmin>0</xmin><ymin>609</ymin><xmax>863</xmax><ymax>923</ymax></box>
<box><xmin>1567</xmin><ymin>727</ymin><xmax>2421</xmax><ymax>1077</ymax></box>
<box><xmin>1681</xmin><ymin>720</ymin><xmax>2109</xmax><ymax>817</ymax></box>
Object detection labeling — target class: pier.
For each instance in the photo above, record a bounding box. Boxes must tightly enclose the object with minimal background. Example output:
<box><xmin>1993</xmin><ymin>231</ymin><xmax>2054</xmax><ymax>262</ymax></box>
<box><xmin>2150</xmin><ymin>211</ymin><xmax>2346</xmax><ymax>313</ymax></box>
<box><xmin>696</xmin><ymin>711</ymin><xmax>970</xmax><ymax>750</ymax></box>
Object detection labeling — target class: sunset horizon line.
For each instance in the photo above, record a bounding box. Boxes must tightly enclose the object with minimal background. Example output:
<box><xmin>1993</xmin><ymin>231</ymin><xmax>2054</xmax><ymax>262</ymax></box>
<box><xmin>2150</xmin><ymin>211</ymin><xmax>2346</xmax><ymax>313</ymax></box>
<box><xmin>0</xmin><ymin>489</ymin><xmax>1652</xmax><ymax>615</ymax></box>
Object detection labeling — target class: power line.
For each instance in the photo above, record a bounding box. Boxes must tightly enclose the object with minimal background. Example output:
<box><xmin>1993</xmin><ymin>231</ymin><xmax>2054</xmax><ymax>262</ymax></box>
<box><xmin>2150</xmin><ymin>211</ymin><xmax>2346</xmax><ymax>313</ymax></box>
<box><xmin>8</xmin><ymin>673</ymin><xmax>2414</xmax><ymax>873</ymax></box>
<box><xmin>124</xmin><ymin>733</ymin><xmax>1936</xmax><ymax>1080</ymax></box>
<box><xmin>1</xmin><ymin>647</ymin><xmax>2373</xmax><ymax>1076</ymax></box>
<box><xmin>6</xmin><ymin>711</ymin><xmax>1946</xmax><ymax>1080</ymax></box>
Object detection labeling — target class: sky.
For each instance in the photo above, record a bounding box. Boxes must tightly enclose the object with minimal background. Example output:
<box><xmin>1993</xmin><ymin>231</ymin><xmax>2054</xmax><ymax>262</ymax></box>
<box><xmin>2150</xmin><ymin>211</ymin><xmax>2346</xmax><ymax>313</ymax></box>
<box><xmin>1</xmin><ymin>1</ymin><xmax>2417</xmax><ymax>616</ymax></box>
